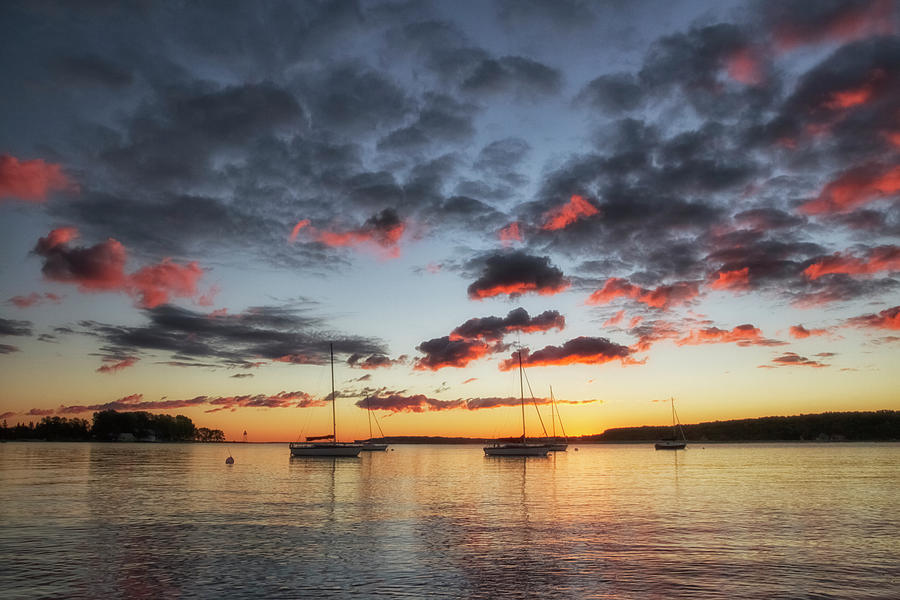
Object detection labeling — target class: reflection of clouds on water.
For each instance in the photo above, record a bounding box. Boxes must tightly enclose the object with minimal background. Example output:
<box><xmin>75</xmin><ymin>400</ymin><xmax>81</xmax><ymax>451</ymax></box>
<box><xmin>1</xmin><ymin>443</ymin><xmax>898</xmax><ymax>598</ymax></box>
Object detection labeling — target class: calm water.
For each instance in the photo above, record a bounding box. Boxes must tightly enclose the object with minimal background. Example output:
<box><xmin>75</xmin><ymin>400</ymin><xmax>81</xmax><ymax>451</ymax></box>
<box><xmin>1</xmin><ymin>442</ymin><xmax>898</xmax><ymax>599</ymax></box>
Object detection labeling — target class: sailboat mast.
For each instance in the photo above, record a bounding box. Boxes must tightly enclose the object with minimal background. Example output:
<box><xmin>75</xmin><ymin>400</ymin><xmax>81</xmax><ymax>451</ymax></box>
<box><xmin>519</xmin><ymin>350</ymin><xmax>526</xmax><ymax>442</ymax></box>
<box><xmin>670</xmin><ymin>397</ymin><xmax>676</xmax><ymax>438</ymax></box>
<box><xmin>550</xmin><ymin>385</ymin><xmax>556</xmax><ymax>439</ymax></box>
<box><xmin>331</xmin><ymin>343</ymin><xmax>336</xmax><ymax>442</ymax></box>
<box><xmin>366</xmin><ymin>395</ymin><xmax>373</xmax><ymax>440</ymax></box>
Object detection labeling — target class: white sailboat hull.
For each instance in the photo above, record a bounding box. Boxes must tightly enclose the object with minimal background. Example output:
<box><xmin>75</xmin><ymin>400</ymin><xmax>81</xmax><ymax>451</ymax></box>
<box><xmin>654</xmin><ymin>440</ymin><xmax>686</xmax><ymax>450</ymax></box>
<box><xmin>357</xmin><ymin>441</ymin><xmax>389</xmax><ymax>451</ymax></box>
<box><xmin>289</xmin><ymin>442</ymin><xmax>362</xmax><ymax>457</ymax></box>
<box><xmin>484</xmin><ymin>444</ymin><xmax>551</xmax><ymax>456</ymax></box>
<box><xmin>533</xmin><ymin>438</ymin><xmax>568</xmax><ymax>451</ymax></box>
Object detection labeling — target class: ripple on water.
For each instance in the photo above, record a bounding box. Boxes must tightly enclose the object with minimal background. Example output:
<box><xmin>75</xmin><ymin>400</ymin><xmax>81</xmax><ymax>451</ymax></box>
<box><xmin>1</xmin><ymin>442</ymin><xmax>899</xmax><ymax>599</ymax></box>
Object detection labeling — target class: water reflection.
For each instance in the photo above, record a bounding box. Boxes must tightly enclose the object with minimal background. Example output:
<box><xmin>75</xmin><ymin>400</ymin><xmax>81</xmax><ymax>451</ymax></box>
<box><xmin>1</xmin><ymin>442</ymin><xmax>899</xmax><ymax>599</ymax></box>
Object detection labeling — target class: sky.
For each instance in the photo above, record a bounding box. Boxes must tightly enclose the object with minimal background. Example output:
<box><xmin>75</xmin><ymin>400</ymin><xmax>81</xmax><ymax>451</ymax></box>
<box><xmin>0</xmin><ymin>0</ymin><xmax>898</xmax><ymax>442</ymax></box>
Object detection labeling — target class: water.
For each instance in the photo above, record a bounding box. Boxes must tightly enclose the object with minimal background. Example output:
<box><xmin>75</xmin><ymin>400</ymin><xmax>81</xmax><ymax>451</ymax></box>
<box><xmin>1</xmin><ymin>442</ymin><xmax>898</xmax><ymax>599</ymax></box>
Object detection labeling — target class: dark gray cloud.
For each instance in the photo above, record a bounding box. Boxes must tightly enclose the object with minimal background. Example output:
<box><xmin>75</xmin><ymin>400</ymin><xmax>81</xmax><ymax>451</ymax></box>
<box><xmin>466</xmin><ymin>251</ymin><xmax>569</xmax><ymax>299</ymax></box>
<box><xmin>451</xmin><ymin>308</ymin><xmax>565</xmax><ymax>341</ymax></box>
<box><xmin>76</xmin><ymin>304</ymin><xmax>386</xmax><ymax>369</ymax></box>
<box><xmin>575</xmin><ymin>72</ymin><xmax>644</xmax><ymax>113</ymax></box>
<box><xmin>377</xmin><ymin>93</ymin><xmax>477</xmax><ymax>152</ymax></box>
<box><xmin>495</xmin><ymin>0</ymin><xmax>599</xmax><ymax>28</ymax></box>
<box><xmin>461</xmin><ymin>56</ymin><xmax>562</xmax><ymax>97</ymax></box>
<box><xmin>0</xmin><ymin>317</ymin><xmax>32</xmax><ymax>337</ymax></box>
<box><xmin>303</xmin><ymin>62</ymin><xmax>412</xmax><ymax>135</ymax></box>
<box><xmin>48</xmin><ymin>54</ymin><xmax>133</xmax><ymax>88</ymax></box>
<box><xmin>414</xmin><ymin>336</ymin><xmax>490</xmax><ymax>371</ymax></box>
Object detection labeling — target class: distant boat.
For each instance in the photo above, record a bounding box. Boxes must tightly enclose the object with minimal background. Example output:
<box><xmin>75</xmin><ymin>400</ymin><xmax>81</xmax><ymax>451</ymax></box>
<box><xmin>655</xmin><ymin>397</ymin><xmax>687</xmax><ymax>450</ymax></box>
<box><xmin>541</xmin><ymin>386</ymin><xmax>568</xmax><ymax>451</ymax></box>
<box><xmin>484</xmin><ymin>351</ymin><xmax>551</xmax><ymax>457</ymax></box>
<box><xmin>355</xmin><ymin>391</ymin><xmax>389</xmax><ymax>451</ymax></box>
<box><xmin>290</xmin><ymin>344</ymin><xmax>363</xmax><ymax>458</ymax></box>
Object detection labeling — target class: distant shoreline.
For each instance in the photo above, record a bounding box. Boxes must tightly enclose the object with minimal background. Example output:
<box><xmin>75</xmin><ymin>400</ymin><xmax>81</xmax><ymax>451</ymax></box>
<box><xmin>4</xmin><ymin>410</ymin><xmax>897</xmax><ymax>444</ymax></box>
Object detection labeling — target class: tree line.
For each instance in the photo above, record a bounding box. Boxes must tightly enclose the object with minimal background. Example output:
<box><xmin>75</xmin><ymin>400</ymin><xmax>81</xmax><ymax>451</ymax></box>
<box><xmin>586</xmin><ymin>410</ymin><xmax>900</xmax><ymax>442</ymax></box>
<box><xmin>0</xmin><ymin>410</ymin><xmax>225</xmax><ymax>442</ymax></box>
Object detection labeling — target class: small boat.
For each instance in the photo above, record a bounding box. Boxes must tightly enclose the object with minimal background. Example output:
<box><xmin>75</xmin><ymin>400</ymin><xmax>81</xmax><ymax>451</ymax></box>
<box><xmin>544</xmin><ymin>386</ymin><xmax>568</xmax><ymax>451</ymax></box>
<box><xmin>290</xmin><ymin>344</ymin><xmax>363</xmax><ymax>458</ymax></box>
<box><xmin>484</xmin><ymin>350</ymin><xmax>551</xmax><ymax>457</ymax></box>
<box><xmin>655</xmin><ymin>397</ymin><xmax>687</xmax><ymax>450</ymax></box>
<box><xmin>356</xmin><ymin>438</ymin><xmax>389</xmax><ymax>451</ymax></box>
<box><xmin>355</xmin><ymin>391</ymin><xmax>389</xmax><ymax>451</ymax></box>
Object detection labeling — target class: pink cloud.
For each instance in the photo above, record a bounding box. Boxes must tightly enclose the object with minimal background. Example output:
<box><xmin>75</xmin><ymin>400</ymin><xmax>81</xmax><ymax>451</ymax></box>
<box><xmin>33</xmin><ymin>227</ymin><xmax>212</xmax><ymax>308</ymax></box>
<box><xmin>0</xmin><ymin>155</ymin><xmax>73</xmax><ymax>203</ymax></box>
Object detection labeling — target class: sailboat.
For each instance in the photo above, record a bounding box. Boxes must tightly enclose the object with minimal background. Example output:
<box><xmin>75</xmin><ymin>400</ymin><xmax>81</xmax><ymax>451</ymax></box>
<box><xmin>544</xmin><ymin>386</ymin><xmax>568</xmax><ymax>451</ymax></box>
<box><xmin>289</xmin><ymin>343</ymin><xmax>363</xmax><ymax>457</ymax></box>
<box><xmin>484</xmin><ymin>351</ymin><xmax>551</xmax><ymax>457</ymax></box>
<box><xmin>654</xmin><ymin>397</ymin><xmax>687</xmax><ymax>450</ymax></box>
<box><xmin>355</xmin><ymin>394</ymin><xmax>388</xmax><ymax>451</ymax></box>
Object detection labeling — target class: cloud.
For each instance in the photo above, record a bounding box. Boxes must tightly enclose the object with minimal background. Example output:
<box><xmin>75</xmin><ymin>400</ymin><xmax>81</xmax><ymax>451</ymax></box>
<box><xmin>587</xmin><ymin>277</ymin><xmax>700</xmax><ymax>310</ymax></box>
<box><xmin>347</xmin><ymin>353</ymin><xmax>404</xmax><ymax>370</ymax></box>
<box><xmin>540</xmin><ymin>195</ymin><xmax>599</xmax><ymax>231</ymax></box>
<box><xmin>0</xmin><ymin>155</ymin><xmax>73</xmax><ymax>203</ymax></box>
<box><xmin>295</xmin><ymin>209</ymin><xmax>406</xmax><ymax>257</ymax></box>
<box><xmin>845</xmin><ymin>305</ymin><xmax>900</xmax><ymax>330</ymax></box>
<box><xmin>676</xmin><ymin>324</ymin><xmax>784</xmax><ymax>347</ymax></box>
<box><xmin>377</xmin><ymin>93</ymin><xmax>477</xmax><ymax>151</ymax></box>
<box><xmin>77</xmin><ymin>304</ymin><xmax>386</xmax><ymax>369</ymax></box>
<box><xmin>129</xmin><ymin>260</ymin><xmax>205</xmax><ymax>309</ymax></box>
<box><xmin>766</xmin><ymin>0</ymin><xmax>896</xmax><ymax>51</ymax></box>
<box><xmin>8</xmin><ymin>292</ymin><xmax>63</xmax><ymax>309</ymax></box>
<box><xmin>575</xmin><ymin>72</ymin><xmax>644</xmax><ymax>113</ymax></box>
<box><xmin>498</xmin><ymin>222</ymin><xmax>522</xmax><ymax>246</ymax></box>
<box><xmin>33</xmin><ymin>227</ymin><xmax>210</xmax><ymax>308</ymax></box>
<box><xmin>46</xmin><ymin>389</ymin><xmax>326</xmax><ymax>415</ymax></box>
<box><xmin>288</xmin><ymin>220</ymin><xmax>311</xmax><ymax>243</ymax></box>
<box><xmin>353</xmin><ymin>392</ymin><xmax>596</xmax><ymax>413</ymax></box>
<box><xmin>500</xmin><ymin>336</ymin><xmax>632</xmax><ymax>370</ymax></box>
<box><xmin>96</xmin><ymin>357</ymin><xmax>139</xmax><ymax>374</ymax></box>
<box><xmin>0</xmin><ymin>344</ymin><xmax>20</xmax><ymax>354</ymax></box>
<box><xmin>804</xmin><ymin>245</ymin><xmax>900</xmax><ymax>279</ymax></box>
<box><xmin>28</xmin><ymin>408</ymin><xmax>56</xmax><ymax>416</ymax></box>
<box><xmin>450</xmin><ymin>307</ymin><xmax>565</xmax><ymax>342</ymax></box>
<box><xmin>765</xmin><ymin>352</ymin><xmax>830</xmax><ymax>368</ymax></box>
<box><xmin>791</xmin><ymin>275</ymin><xmax>898</xmax><ymax>307</ymax></box>
<box><xmin>789</xmin><ymin>324</ymin><xmax>828</xmax><ymax>339</ymax></box>
<box><xmin>467</xmin><ymin>251</ymin><xmax>569</xmax><ymax>299</ymax></box>
<box><xmin>461</xmin><ymin>56</ymin><xmax>562</xmax><ymax>97</ymax></box>
<box><xmin>603</xmin><ymin>310</ymin><xmax>625</xmax><ymax>327</ymax></box>
<box><xmin>414</xmin><ymin>336</ymin><xmax>490</xmax><ymax>370</ymax></box>
<box><xmin>708</xmin><ymin>267</ymin><xmax>751</xmax><ymax>291</ymax></box>
<box><xmin>49</xmin><ymin>54</ymin><xmax>133</xmax><ymax>88</ymax></box>
<box><xmin>0</xmin><ymin>317</ymin><xmax>33</xmax><ymax>337</ymax></box>
<box><xmin>725</xmin><ymin>46</ymin><xmax>764</xmax><ymax>86</ymax></box>
<box><xmin>304</xmin><ymin>62</ymin><xmax>410</xmax><ymax>135</ymax></box>
<box><xmin>628</xmin><ymin>320</ymin><xmax>682</xmax><ymax>352</ymax></box>
<box><xmin>355</xmin><ymin>394</ymin><xmax>466</xmax><ymax>413</ymax></box>
<box><xmin>800</xmin><ymin>164</ymin><xmax>900</xmax><ymax>214</ymax></box>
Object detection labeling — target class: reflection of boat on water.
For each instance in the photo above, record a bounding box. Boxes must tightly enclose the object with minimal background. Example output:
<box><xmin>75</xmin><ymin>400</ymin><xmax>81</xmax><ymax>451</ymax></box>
<box><xmin>655</xmin><ymin>397</ymin><xmax>687</xmax><ymax>450</ymax></box>
<box><xmin>484</xmin><ymin>351</ymin><xmax>551</xmax><ymax>457</ymax></box>
<box><xmin>355</xmin><ymin>390</ymin><xmax>389</xmax><ymax>451</ymax></box>
<box><xmin>290</xmin><ymin>344</ymin><xmax>362</xmax><ymax>458</ymax></box>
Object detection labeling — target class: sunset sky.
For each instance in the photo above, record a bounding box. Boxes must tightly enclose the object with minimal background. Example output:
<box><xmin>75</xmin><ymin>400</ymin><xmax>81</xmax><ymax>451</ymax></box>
<box><xmin>1</xmin><ymin>0</ymin><xmax>898</xmax><ymax>442</ymax></box>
